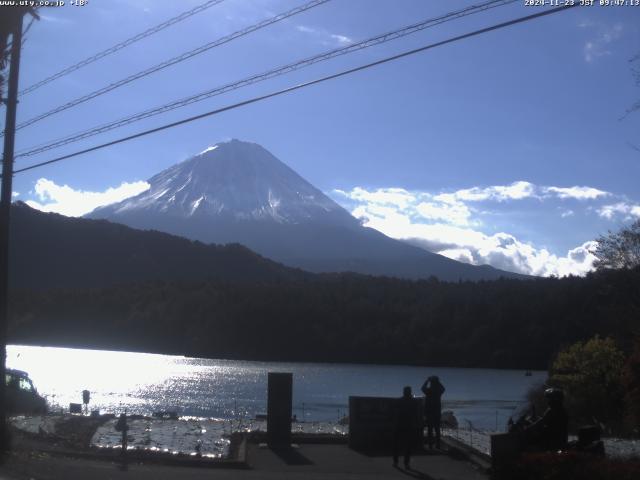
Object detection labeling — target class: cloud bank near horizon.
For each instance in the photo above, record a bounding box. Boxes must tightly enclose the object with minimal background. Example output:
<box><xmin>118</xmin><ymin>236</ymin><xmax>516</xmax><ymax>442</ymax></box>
<box><xmin>332</xmin><ymin>181</ymin><xmax>640</xmax><ymax>277</ymax></box>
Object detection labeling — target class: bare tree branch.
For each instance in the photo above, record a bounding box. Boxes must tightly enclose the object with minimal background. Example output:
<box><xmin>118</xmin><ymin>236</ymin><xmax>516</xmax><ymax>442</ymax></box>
<box><xmin>593</xmin><ymin>219</ymin><xmax>640</xmax><ymax>271</ymax></box>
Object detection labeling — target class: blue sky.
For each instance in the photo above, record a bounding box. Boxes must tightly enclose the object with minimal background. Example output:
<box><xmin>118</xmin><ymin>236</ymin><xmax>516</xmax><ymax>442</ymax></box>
<box><xmin>6</xmin><ymin>0</ymin><xmax>640</xmax><ymax>276</ymax></box>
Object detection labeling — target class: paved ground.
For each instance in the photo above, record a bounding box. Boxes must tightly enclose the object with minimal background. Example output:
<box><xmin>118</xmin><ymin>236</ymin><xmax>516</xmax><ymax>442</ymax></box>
<box><xmin>0</xmin><ymin>444</ymin><xmax>488</xmax><ymax>480</ymax></box>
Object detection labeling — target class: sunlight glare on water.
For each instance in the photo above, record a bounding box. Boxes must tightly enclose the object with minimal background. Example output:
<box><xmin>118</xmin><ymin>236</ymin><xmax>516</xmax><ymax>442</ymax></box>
<box><xmin>7</xmin><ymin>345</ymin><xmax>197</xmax><ymax>413</ymax></box>
<box><xmin>7</xmin><ymin>345</ymin><xmax>546</xmax><ymax>430</ymax></box>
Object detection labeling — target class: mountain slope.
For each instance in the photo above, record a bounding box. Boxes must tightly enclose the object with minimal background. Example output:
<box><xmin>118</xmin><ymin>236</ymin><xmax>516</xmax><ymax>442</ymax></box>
<box><xmin>9</xmin><ymin>202</ymin><xmax>305</xmax><ymax>289</ymax></box>
<box><xmin>88</xmin><ymin>139</ymin><xmax>522</xmax><ymax>281</ymax></box>
<box><xmin>96</xmin><ymin>140</ymin><xmax>355</xmax><ymax>226</ymax></box>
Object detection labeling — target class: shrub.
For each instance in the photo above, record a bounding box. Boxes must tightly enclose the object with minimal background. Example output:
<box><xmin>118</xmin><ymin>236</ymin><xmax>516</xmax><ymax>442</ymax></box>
<box><xmin>549</xmin><ymin>336</ymin><xmax>625</xmax><ymax>433</ymax></box>
<box><xmin>622</xmin><ymin>337</ymin><xmax>640</xmax><ymax>435</ymax></box>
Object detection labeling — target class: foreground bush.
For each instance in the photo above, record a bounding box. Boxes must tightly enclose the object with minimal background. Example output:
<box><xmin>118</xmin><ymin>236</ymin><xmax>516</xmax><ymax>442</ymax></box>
<box><xmin>549</xmin><ymin>336</ymin><xmax>625</xmax><ymax>433</ymax></box>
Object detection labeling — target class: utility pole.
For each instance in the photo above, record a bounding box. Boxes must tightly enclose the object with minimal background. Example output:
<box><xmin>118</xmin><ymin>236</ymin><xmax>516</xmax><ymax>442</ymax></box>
<box><xmin>0</xmin><ymin>9</ymin><xmax>24</xmax><ymax>455</ymax></box>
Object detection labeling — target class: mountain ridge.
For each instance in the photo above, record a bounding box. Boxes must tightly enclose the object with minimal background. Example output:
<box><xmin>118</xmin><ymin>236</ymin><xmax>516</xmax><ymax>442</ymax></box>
<box><xmin>92</xmin><ymin>139</ymin><xmax>355</xmax><ymax>227</ymax></box>
<box><xmin>9</xmin><ymin>201</ymin><xmax>307</xmax><ymax>290</ymax></box>
<box><xmin>87</xmin><ymin>139</ymin><xmax>525</xmax><ymax>281</ymax></box>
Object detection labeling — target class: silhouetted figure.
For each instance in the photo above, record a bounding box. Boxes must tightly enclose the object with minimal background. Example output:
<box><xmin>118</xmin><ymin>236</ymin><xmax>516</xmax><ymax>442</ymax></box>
<box><xmin>524</xmin><ymin>388</ymin><xmax>568</xmax><ymax>452</ymax></box>
<box><xmin>115</xmin><ymin>413</ymin><xmax>129</xmax><ymax>470</ymax></box>
<box><xmin>422</xmin><ymin>375</ymin><xmax>445</xmax><ymax>449</ymax></box>
<box><xmin>393</xmin><ymin>386</ymin><xmax>418</xmax><ymax>469</ymax></box>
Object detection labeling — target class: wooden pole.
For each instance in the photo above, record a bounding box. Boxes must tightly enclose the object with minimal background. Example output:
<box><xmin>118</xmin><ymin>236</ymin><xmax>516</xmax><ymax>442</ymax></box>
<box><xmin>0</xmin><ymin>10</ymin><xmax>24</xmax><ymax>455</ymax></box>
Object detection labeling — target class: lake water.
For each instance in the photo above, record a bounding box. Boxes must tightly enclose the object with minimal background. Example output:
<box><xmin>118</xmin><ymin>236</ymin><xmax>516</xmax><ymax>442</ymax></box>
<box><xmin>7</xmin><ymin>345</ymin><xmax>546</xmax><ymax>431</ymax></box>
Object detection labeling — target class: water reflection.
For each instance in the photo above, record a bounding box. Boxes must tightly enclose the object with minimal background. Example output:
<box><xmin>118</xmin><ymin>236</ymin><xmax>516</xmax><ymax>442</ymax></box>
<box><xmin>7</xmin><ymin>344</ymin><xmax>546</xmax><ymax>430</ymax></box>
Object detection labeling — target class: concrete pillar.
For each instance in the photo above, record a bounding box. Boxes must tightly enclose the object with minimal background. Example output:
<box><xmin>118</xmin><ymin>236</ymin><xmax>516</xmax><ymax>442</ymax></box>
<box><xmin>267</xmin><ymin>372</ymin><xmax>292</xmax><ymax>447</ymax></box>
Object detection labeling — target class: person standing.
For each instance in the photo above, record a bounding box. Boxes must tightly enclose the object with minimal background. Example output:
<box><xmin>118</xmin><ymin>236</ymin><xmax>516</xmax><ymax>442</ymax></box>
<box><xmin>422</xmin><ymin>376</ymin><xmax>445</xmax><ymax>449</ymax></box>
<box><xmin>393</xmin><ymin>386</ymin><xmax>419</xmax><ymax>469</ymax></box>
<box><xmin>115</xmin><ymin>413</ymin><xmax>129</xmax><ymax>470</ymax></box>
<box><xmin>523</xmin><ymin>388</ymin><xmax>568</xmax><ymax>451</ymax></box>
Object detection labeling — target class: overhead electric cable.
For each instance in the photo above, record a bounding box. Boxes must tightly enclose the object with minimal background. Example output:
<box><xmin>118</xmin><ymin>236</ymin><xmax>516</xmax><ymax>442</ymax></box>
<box><xmin>16</xmin><ymin>0</ymin><xmax>516</xmax><ymax>158</ymax></box>
<box><xmin>9</xmin><ymin>3</ymin><xmax>577</xmax><ymax>177</ymax></box>
<box><xmin>6</xmin><ymin>0</ymin><xmax>329</xmax><ymax>136</ymax></box>
<box><xmin>18</xmin><ymin>0</ymin><xmax>226</xmax><ymax>97</ymax></box>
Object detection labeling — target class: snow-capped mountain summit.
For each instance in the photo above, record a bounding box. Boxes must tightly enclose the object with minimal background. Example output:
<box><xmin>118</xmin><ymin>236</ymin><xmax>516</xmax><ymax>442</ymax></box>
<box><xmin>98</xmin><ymin>139</ymin><xmax>354</xmax><ymax>226</ymax></box>
<box><xmin>88</xmin><ymin>140</ymin><xmax>521</xmax><ymax>281</ymax></box>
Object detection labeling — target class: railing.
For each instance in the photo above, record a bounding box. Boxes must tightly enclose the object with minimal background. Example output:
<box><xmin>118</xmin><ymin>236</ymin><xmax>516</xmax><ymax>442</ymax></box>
<box><xmin>442</xmin><ymin>410</ymin><xmax>517</xmax><ymax>456</ymax></box>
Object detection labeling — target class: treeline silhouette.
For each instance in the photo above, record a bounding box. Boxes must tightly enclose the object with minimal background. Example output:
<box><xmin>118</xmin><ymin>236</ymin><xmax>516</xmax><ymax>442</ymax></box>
<box><xmin>9</xmin><ymin>267</ymin><xmax>639</xmax><ymax>369</ymax></box>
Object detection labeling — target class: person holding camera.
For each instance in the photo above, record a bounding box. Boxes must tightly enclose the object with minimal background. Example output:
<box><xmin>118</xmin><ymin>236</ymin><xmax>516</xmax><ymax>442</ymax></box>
<box><xmin>421</xmin><ymin>375</ymin><xmax>445</xmax><ymax>449</ymax></box>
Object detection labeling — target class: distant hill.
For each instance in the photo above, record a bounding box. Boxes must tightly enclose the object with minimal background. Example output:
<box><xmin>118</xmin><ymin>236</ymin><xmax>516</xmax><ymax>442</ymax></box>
<box><xmin>9</xmin><ymin>202</ymin><xmax>305</xmax><ymax>289</ymax></box>
<box><xmin>87</xmin><ymin>139</ymin><xmax>524</xmax><ymax>281</ymax></box>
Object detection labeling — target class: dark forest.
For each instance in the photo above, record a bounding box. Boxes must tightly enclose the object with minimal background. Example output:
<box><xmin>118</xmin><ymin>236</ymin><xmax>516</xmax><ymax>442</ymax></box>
<box><xmin>9</xmin><ymin>266</ymin><xmax>639</xmax><ymax>370</ymax></box>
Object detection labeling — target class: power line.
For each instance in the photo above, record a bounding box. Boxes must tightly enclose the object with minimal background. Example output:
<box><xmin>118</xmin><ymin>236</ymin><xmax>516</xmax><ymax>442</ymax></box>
<box><xmin>18</xmin><ymin>0</ymin><xmax>226</xmax><ymax>97</ymax></box>
<box><xmin>16</xmin><ymin>0</ymin><xmax>516</xmax><ymax>158</ymax></box>
<box><xmin>17</xmin><ymin>0</ymin><xmax>512</xmax><ymax>156</ymax></box>
<box><xmin>10</xmin><ymin>3</ymin><xmax>578</xmax><ymax>177</ymax></box>
<box><xmin>7</xmin><ymin>0</ymin><xmax>330</xmax><ymax>135</ymax></box>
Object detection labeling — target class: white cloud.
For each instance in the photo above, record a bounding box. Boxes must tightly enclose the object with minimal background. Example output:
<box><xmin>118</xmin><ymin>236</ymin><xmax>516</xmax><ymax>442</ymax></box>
<box><xmin>296</xmin><ymin>24</ymin><xmax>353</xmax><ymax>46</ymax></box>
<box><xmin>336</xmin><ymin>184</ymin><xmax>603</xmax><ymax>277</ymax></box>
<box><xmin>438</xmin><ymin>248</ymin><xmax>475</xmax><ymax>265</ymax></box>
<box><xmin>543</xmin><ymin>186</ymin><xmax>609</xmax><ymax>200</ymax></box>
<box><xmin>25</xmin><ymin>178</ymin><xmax>150</xmax><ymax>217</ymax></box>
<box><xmin>597</xmin><ymin>202</ymin><xmax>640</xmax><ymax>220</ymax></box>
<box><xmin>433</xmin><ymin>181</ymin><xmax>609</xmax><ymax>204</ymax></box>
<box><xmin>337</xmin><ymin>180</ymin><xmax>609</xmax><ymax>230</ymax></box>
<box><xmin>340</xmin><ymin>187</ymin><xmax>472</xmax><ymax>227</ymax></box>
<box><xmin>367</xmin><ymin>203</ymin><xmax>596</xmax><ymax>277</ymax></box>
<box><xmin>415</xmin><ymin>201</ymin><xmax>471</xmax><ymax>226</ymax></box>
<box><xmin>296</xmin><ymin>25</ymin><xmax>315</xmax><ymax>34</ymax></box>
<box><xmin>330</xmin><ymin>34</ymin><xmax>352</xmax><ymax>45</ymax></box>
<box><xmin>11</xmin><ymin>192</ymin><xmax>19</xmax><ymax>198</ymax></box>
<box><xmin>436</xmin><ymin>181</ymin><xmax>537</xmax><ymax>203</ymax></box>
<box><xmin>582</xmin><ymin>22</ymin><xmax>623</xmax><ymax>63</ymax></box>
<box><xmin>340</xmin><ymin>187</ymin><xmax>415</xmax><ymax>209</ymax></box>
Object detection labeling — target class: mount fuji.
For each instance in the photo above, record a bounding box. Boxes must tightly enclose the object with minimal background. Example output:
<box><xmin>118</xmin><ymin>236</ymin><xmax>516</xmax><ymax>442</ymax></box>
<box><xmin>87</xmin><ymin>139</ymin><xmax>519</xmax><ymax>281</ymax></box>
